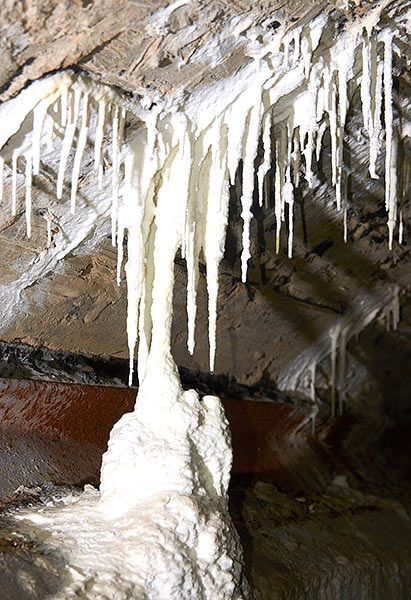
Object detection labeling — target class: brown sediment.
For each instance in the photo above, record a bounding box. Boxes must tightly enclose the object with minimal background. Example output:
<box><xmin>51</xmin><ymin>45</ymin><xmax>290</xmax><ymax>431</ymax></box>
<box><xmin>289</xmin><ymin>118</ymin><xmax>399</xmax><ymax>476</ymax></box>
<box><xmin>1</xmin><ymin>377</ymin><xmax>411</xmax><ymax>504</ymax></box>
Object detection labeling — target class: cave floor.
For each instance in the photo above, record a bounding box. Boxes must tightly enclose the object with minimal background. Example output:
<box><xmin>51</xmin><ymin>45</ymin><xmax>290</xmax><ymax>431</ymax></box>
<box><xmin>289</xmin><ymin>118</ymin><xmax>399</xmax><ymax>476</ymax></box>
<box><xmin>229</xmin><ymin>477</ymin><xmax>411</xmax><ymax>599</ymax></box>
<box><xmin>1</xmin><ymin>476</ymin><xmax>411</xmax><ymax>599</ymax></box>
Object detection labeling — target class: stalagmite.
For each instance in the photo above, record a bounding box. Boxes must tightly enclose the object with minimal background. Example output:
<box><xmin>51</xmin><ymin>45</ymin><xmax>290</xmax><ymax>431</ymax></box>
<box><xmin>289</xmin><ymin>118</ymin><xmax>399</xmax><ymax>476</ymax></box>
<box><xmin>0</xmin><ymin>4</ymin><xmax>409</xmax><ymax>596</ymax></box>
<box><xmin>46</xmin><ymin>208</ymin><xmax>52</xmax><ymax>248</ymax></box>
<box><xmin>343</xmin><ymin>174</ymin><xmax>348</xmax><ymax>243</ymax></box>
<box><xmin>338</xmin><ymin>327</ymin><xmax>347</xmax><ymax>415</ymax></box>
<box><xmin>330</xmin><ymin>324</ymin><xmax>341</xmax><ymax>418</ymax></box>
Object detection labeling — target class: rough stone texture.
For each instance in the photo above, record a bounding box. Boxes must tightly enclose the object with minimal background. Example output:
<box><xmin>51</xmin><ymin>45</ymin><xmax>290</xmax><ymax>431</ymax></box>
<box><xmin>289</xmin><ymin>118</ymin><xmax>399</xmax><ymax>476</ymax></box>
<box><xmin>0</xmin><ymin>0</ymin><xmax>409</xmax><ymax>399</ymax></box>
<box><xmin>0</xmin><ymin>0</ymin><xmax>333</xmax><ymax>102</ymax></box>
<box><xmin>1</xmin><ymin>380</ymin><xmax>411</xmax><ymax>598</ymax></box>
<box><xmin>0</xmin><ymin>1</ymin><xmax>410</xmax><ymax>597</ymax></box>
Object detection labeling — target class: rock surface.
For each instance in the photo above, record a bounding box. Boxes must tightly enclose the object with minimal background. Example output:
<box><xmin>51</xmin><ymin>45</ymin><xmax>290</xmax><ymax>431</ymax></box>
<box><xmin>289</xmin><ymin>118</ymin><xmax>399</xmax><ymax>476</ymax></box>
<box><xmin>0</xmin><ymin>1</ymin><xmax>410</xmax><ymax>598</ymax></box>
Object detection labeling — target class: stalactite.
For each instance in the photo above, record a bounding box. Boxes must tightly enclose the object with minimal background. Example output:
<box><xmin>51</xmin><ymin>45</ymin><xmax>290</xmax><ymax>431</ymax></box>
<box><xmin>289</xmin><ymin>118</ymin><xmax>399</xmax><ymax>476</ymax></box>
<box><xmin>0</xmin><ymin>156</ymin><xmax>3</xmax><ymax>206</ymax></box>
<box><xmin>57</xmin><ymin>88</ymin><xmax>80</xmax><ymax>199</ymax></box>
<box><xmin>257</xmin><ymin>110</ymin><xmax>272</xmax><ymax>207</ymax></box>
<box><xmin>0</xmin><ymin>7</ymin><xmax>409</xmax><ymax>597</ymax></box>
<box><xmin>11</xmin><ymin>151</ymin><xmax>18</xmax><ymax>216</ymax></box>
<box><xmin>24</xmin><ymin>153</ymin><xmax>32</xmax><ymax>238</ymax></box>
<box><xmin>70</xmin><ymin>92</ymin><xmax>89</xmax><ymax>215</ymax></box>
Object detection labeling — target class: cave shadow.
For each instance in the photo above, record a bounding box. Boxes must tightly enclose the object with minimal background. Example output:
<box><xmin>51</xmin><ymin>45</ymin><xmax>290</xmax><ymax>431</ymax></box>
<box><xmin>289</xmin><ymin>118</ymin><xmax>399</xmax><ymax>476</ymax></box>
<box><xmin>224</xmin><ymin>156</ymin><xmax>396</xmax><ymax>354</ymax></box>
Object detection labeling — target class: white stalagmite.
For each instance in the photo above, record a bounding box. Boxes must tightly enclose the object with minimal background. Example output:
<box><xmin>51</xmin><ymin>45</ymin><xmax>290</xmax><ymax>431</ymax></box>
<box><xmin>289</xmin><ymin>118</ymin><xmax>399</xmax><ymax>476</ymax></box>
<box><xmin>0</xmin><ymin>5</ymin><xmax>410</xmax><ymax>596</ymax></box>
<box><xmin>310</xmin><ymin>361</ymin><xmax>316</xmax><ymax>403</ymax></box>
<box><xmin>337</xmin><ymin>327</ymin><xmax>347</xmax><ymax>415</ymax></box>
<box><xmin>392</xmin><ymin>285</ymin><xmax>400</xmax><ymax>331</ymax></box>
<box><xmin>46</xmin><ymin>208</ymin><xmax>52</xmax><ymax>247</ymax></box>
<box><xmin>330</xmin><ymin>324</ymin><xmax>341</xmax><ymax>418</ymax></box>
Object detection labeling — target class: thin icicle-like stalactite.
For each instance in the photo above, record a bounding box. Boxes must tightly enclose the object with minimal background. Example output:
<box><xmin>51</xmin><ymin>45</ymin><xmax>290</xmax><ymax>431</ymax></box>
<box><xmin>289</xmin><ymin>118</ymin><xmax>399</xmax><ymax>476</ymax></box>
<box><xmin>274</xmin><ymin>136</ymin><xmax>282</xmax><ymax>253</ymax></box>
<box><xmin>185</xmin><ymin>134</ymin><xmax>205</xmax><ymax>356</ymax></box>
<box><xmin>0</xmin><ymin>156</ymin><xmax>3</xmax><ymax>206</ymax></box>
<box><xmin>32</xmin><ymin>92</ymin><xmax>60</xmax><ymax>176</ymax></box>
<box><xmin>94</xmin><ymin>97</ymin><xmax>107</xmax><ymax>190</ymax></box>
<box><xmin>0</xmin><ymin>6</ymin><xmax>410</xmax><ymax>598</ymax></box>
<box><xmin>57</xmin><ymin>88</ymin><xmax>81</xmax><ymax>199</ymax></box>
<box><xmin>205</xmin><ymin>119</ymin><xmax>230</xmax><ymax>371</ymax></box>
<box><xmin>240</xmin><ymin>99</ymin><xmax>263</xmax><ymax>282</ymax></box>
<box><xmin>383</xmin><ymin>31</ymin><xmax>396</xmax><ymax>249</ymax></box>
<box><xmin>24</xmin><ymin>153</ymin><xmax>32</xmax><ymax>238</ymax></box>
<box><xmin>328</xmin><ymin>73</ymin><xmax>338</xmax><ymax>189</ymax></box>
<box><xmin>370</xmin><ymin>49</ymin><xmax>384</xmax><ymax>179</ymax></box>
<box><xmin>111</xmin><ymin>104</ymin><xmax>120</xmax><ymax>245</ymax></box>
<box><xmin>11</xmin><ymin>151</ymin><xmax>18</xmax><ymax>216</ymax></box>
<box><xmin>0</xmin><ymin>5</ymin><xmax>407</xmax><ymax>443</ymax></box>
<box><xmin>70</xmin><ymin>92</ymin><xmax>90</xmax><ymax>215</ymax></box>
<box><xmin>257</xmin><ymin>110</ymin><xmax>272</xmax><ymax>207</ymax></box>
<box><xmin>123</xmin><ymin>151</ymin><xmax>143</xmax><ymax>386</ymax></box>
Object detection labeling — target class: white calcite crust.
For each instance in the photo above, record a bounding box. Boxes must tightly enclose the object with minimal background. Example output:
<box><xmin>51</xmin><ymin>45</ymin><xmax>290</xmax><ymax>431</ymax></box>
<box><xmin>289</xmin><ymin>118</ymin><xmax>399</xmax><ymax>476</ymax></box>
<box><xmin>16</xmin><ymin>362</ymin><xmax>248</xmax><ymax>599</ymax></box>
<box><xmin>1</xmin><ymin>4</ymin><xmax>410</xmax><ymax>598</ymax></box>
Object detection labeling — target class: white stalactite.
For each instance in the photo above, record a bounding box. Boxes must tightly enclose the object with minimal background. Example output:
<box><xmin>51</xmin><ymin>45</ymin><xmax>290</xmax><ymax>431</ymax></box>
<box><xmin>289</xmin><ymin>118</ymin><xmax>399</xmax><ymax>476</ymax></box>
<box><xmin>57</xmin><ymin>88</ymin><xmax>80</xmax><ymax>199</ymax></box>
<box><xmin>70</xmin><ymin>92</ymin><xmax>89</xmax><ymax>214</ymax></box>
<box><xmin>11</xmin><ymin>151</ymin><xmax>18</xmax><ymax>216</ymax></box>
<box><xmin>0</xmin><ymin>156</ymin><xmax>3</xmax><ymax>206</ymax></box>
<box><xmin>0</xmin><ymin>7</ymin><xmax>409</xmax><ymax>597</ymax></box>
<box><xmin>25</xmin><ymin>153</ymin><xmax>32</xmax><ymax>238</ymax></box>
<box><xmin>240</xmin><ymin>99</ymin><xmax>262</xmax><ymax>282</ymax></box>
<box><xmin>111</xmin><ymin>104</ymin><xmax>120</xmax><ymax>245</ymax></box>
<box><xmin>257</xmin><ymin>110</ymin><xmax>272</xmax><ymax>207</ymax></box>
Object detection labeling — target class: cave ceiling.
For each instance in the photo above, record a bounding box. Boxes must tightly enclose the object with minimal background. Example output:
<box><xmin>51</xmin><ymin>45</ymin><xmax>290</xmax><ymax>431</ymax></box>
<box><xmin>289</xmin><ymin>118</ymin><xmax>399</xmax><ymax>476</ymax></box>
<box><xmin>0</xmin><ymin>0</ymin><xmax>410</xmax><ymax>410</ymax></box>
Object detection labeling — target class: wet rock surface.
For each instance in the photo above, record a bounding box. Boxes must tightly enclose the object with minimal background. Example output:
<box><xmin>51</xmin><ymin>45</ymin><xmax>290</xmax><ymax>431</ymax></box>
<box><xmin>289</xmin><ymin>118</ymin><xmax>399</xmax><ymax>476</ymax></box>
<box><xmin>1</xmin><ymin>389</ymin><xmax>411</xmax><ymax>599</ymax></box>
<box><xmin>0</xmin><ymin>0</ymin><xmax>410</xmax><ymax>597</ymax></box>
